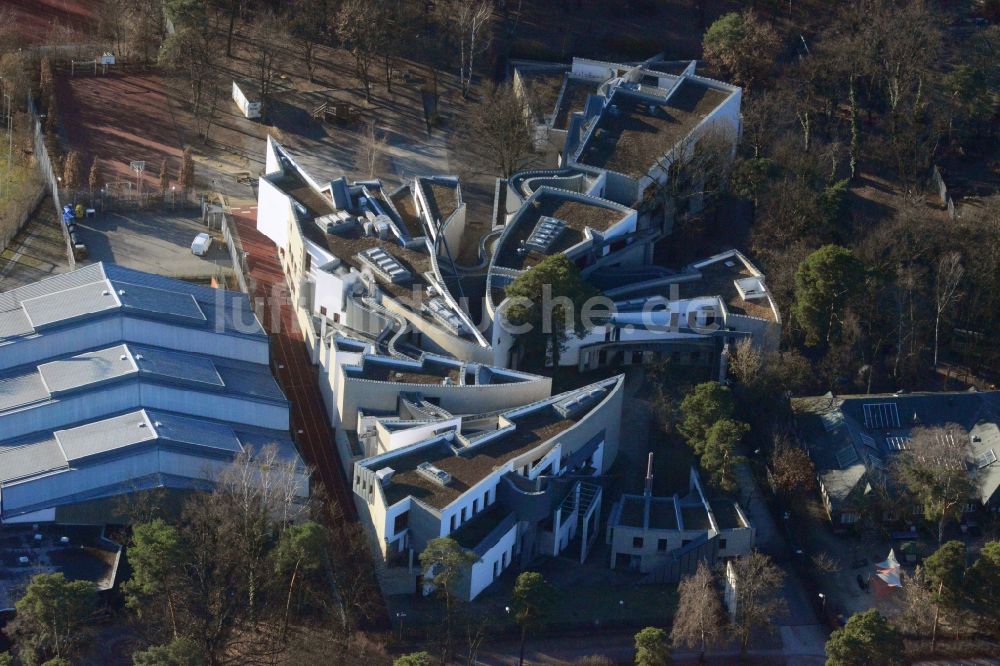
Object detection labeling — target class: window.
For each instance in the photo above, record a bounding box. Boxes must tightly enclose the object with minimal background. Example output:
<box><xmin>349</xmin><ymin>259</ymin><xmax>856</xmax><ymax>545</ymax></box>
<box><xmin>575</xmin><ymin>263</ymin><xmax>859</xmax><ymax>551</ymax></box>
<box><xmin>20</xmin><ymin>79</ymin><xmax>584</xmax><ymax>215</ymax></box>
<box><xmin>304</xmin><ymin>254</ymin><xmax>312</xmax><ymax>271</ymax></box>
<box><xmin>681</xmin><ymin>539</ymin><xmax>691</xmax><ymax>547</ymax></box>
<box><xmin>451</xmin><ymin>514</ymin><xmax>458</xmax><ymax>532</ymax></box>
<box><xmin>494</xmin><ymin>561</ymin><xmax>500</xmax><ymax>578</ymax></box>
<box><xmin>718</xmin><ymin>538</ymin><xmax>727</xmax><ymax>550</ymax></box>
<box><xmin>840</xmin><ymin>512</ymin><xmax>859</xmax><ymax>524</ymax></box>
<box><xmin>319</xmin><ymin>306</ymin><xmax>328</xmax><ymax>316</ymax></box>
<box><xmin>502</xmin><ymin>551</ymin><xmax>508</xmax><ymax>569</ymax></box>
<box><xmin>657</xmin><ymin>538</ymin><xmax>667</xmax><ymax>552</ymax></box>
<box><xmin>393</xmin><ymin>512</ymin><xmax>409</xmax><ymax>534</ymax></box>
<box><xmin>632</xmin><ymin>537</ymin><xmax>644</xmax><ymax>548</ymax></box>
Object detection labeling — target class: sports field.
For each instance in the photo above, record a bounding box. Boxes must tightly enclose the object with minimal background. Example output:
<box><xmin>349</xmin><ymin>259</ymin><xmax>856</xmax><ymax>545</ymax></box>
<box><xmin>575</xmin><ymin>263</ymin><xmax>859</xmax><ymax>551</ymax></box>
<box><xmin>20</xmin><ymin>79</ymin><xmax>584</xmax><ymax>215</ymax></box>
<box><xmin>5</xmin><ymin>0</ymin><xmax>94</xmax><ymax>45</ymax></box>
<box><xmin>55</xmin><ymin>72</ymin><xmax>181</xmax><ymax>188</ymax></box>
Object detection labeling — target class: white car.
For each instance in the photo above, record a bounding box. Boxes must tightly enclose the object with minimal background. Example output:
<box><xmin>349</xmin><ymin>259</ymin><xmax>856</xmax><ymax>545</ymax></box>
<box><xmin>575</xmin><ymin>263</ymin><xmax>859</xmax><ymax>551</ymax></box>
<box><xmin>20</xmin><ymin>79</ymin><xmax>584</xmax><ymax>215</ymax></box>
<box><xmin>191</xmin><ymin>232</ymin><xmax>213</xmax><ymax>256</ymax></box>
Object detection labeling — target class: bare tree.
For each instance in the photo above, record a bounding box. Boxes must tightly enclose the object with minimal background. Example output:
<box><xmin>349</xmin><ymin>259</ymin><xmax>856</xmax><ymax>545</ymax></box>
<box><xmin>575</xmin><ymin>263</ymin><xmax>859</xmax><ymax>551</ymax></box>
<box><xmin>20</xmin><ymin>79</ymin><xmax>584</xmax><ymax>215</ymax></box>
<box><xmin>336</xmin><ymin>0</ymin><xmax>382</xmax><ymax>104</ymax></box>
<box><xmin>289</xmin><ymin>0</ymin><xmax>329</xmax><ymax>83</ymax></box>
<box><xmin>933</xmin><ymin>252</ymin><xmax>963</xmax><ymax>367</ymax></box>
<box><xmin>466</xmin><ymin>83</ymin><xmax>534</xmax><ymax>178</ymax></box>
<box><xmin>450</xmin><ymin>0</ymin><xmax>493</xmax><ymax>98</ymax></box>
<box><xmin>730</xmin><ymin>551</ymin><xmax>786</xmax><ymax>655</ymax></box>
<box><xmin>893</xmin><ymin>425</ymin><xmax>975</xmax><ymax>544</ymax></box>
<box><xmin>159</xmin><ymin>22</ymin><xmax>222</xmax><ymax>142</ymax></box>
<box><xmin>728</xmin><ymin>337</ymin><xmax>762</xmax><ymax>387</ymax></box>
<box><xmin>356</xmin><ymin>119</ymin><xmax>388</xmax><ymax>180</ymax></box>
<box><xmin>249</xmin><ymin>11</ymin><xmax>286</xmax><ymax>121</ymax></box>
<box><xmin>671</xmin><ymin>561</ymin><xmax>725</xmax><ymax>661</ymax></box>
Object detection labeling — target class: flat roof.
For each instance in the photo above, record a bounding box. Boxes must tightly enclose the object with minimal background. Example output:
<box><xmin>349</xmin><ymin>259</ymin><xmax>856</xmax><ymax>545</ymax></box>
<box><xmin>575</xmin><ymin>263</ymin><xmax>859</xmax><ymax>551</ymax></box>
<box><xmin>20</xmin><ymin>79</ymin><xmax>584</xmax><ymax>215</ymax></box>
<box><xmin>577</xmin><ymin>81</ymin><xmax>729</xmax><ymax>178</ymax></box>
<box><xmin>349</xmin><ymin>357</ymin><xmax>462</xmax><ymax>385</ymax></box>
<box><xmin>709</xmin><ymin>500</ymin><xmax>745</xmax><ymax>530</ymax></box>
<box><xmin>495</xmin><ymin>189</ymin><xmax>631</xmax><ymax>271</ymax></box>
<box><xmin>680</xmin><ymin>505</ymin><xmax>712</xmax><ymax>531</ymax></box>
<box><xmin>390</xmin><ymin>186</ymin><xmax>424</xmax><ymax>238</ymax></box>
<box><xmin>555</xmin><ymin>77</ymin><xmax>599</xmax><ymax>129</ymax></box>
<box><xmin>680</xmin><ymin>254</ymin><xmax>776</xmax><ymax>321</ymax></box>
<box><xmin>419</xmin><ymin>178</ymin><xmax>459</xmax><ymax>223</ymax></box>
<box><xmin>381</xmin><ymin>407</ymin><xmax>579</xmax><ymax>509</ymax></box>
<box><xmin>518</xmin><ymin>68</ymin><xmax>567</xmax><ymax>121</ymax></box>
<box><xmin>372</xmin><ymin>379</ymin><xmax>618</xmax><ymax>510</ymax></box>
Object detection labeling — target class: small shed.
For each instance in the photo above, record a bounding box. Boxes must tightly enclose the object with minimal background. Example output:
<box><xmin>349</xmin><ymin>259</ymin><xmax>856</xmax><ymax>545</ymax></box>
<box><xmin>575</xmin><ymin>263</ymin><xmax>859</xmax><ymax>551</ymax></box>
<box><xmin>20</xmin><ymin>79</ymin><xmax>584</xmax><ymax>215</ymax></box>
<box><xmin>232</xmin><ymin>79</ymin><xmax>261</xmax><ymax>119</ymax></box>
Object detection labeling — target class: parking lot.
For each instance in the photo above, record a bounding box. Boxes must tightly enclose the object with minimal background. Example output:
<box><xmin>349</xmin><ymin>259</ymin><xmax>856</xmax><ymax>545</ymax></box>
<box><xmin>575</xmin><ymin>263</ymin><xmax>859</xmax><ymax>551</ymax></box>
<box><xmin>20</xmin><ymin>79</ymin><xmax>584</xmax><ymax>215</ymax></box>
<box><xmin>75</xmin><ymin>208</ymin><xmax>232</xmax><ymax>279</ymax></box>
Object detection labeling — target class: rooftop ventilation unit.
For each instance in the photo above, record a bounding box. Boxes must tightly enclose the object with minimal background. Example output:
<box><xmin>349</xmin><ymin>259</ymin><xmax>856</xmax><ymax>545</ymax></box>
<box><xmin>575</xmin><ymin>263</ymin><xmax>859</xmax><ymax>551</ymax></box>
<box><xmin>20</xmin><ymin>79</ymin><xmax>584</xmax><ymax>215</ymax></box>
<box><xmin>375</xmin><ymin>467</ymin><xmax>395</xmax><ymax>485</ymax></box>
<box><xmin>525</xmin><ymin>215</ymin><xmax>566</xmax><ymax>255</ymax></box>
<box><xmin>318</xmin><ymin>213</ymin><xmax>358</xmax><ymax>235</ymax></box>
<box><xmin>553</xmin><ymin>387</ymin><xmax>607</xmax><ymax>419</ymax></box>
<box><xmin>416</xmin><ymin>462</ymin><xmax>452</xmax><ymax>486</ymax></box>
<box><xmin>425</xmin><ymin>298</ymin><xmax>468</xmax><ymax>335</ymax></box>
<box><xmin>357</xmin><ymin>247</ymin><xmax>412</xmax><ymax>285</ymax></box>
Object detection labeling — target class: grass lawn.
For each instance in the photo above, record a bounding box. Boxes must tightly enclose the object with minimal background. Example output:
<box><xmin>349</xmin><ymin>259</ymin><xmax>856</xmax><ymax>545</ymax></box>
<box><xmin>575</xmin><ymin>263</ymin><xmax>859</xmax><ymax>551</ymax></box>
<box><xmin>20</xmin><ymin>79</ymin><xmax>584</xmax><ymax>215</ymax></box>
<box><xmin>544</xmin><ymin>580</ymin><xmax>677</xmax><ymax>629</ymax></box>
<box><xmin>0</xmin><ymin>160</ymin><xmax>45</xmax><ymax>249</ymax></box>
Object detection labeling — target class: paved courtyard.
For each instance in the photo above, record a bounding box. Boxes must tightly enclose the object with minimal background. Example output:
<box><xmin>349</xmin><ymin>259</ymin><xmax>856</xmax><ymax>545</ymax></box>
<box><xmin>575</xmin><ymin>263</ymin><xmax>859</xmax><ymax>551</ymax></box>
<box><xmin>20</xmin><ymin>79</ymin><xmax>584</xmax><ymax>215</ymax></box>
<box><xmin>75</xmin><ymin>208</ymin><xmax>231</xmax><ymax>279</ymax></box>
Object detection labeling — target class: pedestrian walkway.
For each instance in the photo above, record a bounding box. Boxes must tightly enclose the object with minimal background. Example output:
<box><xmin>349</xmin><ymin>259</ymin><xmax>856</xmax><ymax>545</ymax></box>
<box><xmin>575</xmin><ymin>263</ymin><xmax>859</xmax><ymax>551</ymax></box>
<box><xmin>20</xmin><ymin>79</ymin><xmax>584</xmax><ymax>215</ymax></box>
<box><xmin>232</xmin><ymin>207</ymin><xmax>356</xmax><ymax>520</ymax></box>
<box><xmin>733</xmin><ymin>461</ymin><xmax>827</xmax><ymax>658</ymax></box>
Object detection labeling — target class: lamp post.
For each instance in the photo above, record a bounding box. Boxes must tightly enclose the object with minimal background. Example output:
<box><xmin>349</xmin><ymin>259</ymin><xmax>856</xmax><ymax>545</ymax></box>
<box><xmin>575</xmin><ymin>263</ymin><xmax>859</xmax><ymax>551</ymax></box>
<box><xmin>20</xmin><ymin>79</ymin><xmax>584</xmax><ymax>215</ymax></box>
<box><xmin>395</xmin><ymin>611</ymin><xmax>406</xmax><ymax>641</ymax></box>
<box><xmin>818</xmin><ymin>592</ymin><xmax>826</xmax><ymax>614</ymax></box>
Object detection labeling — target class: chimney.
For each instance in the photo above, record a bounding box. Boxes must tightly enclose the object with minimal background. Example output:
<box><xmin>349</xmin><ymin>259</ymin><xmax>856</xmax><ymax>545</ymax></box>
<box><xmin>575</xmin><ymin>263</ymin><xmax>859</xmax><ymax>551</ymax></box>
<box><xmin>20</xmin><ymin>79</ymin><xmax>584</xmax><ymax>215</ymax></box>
<box><xmin>644</xmin><ymin>452</ymin><xmax>654</xmax><ymax>497</ymax></box>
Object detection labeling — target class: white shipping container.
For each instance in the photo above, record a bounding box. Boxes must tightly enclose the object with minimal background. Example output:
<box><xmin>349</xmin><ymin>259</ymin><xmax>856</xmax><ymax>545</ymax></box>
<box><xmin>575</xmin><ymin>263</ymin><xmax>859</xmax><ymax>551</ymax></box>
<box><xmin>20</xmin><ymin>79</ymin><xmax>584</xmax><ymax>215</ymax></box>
<box><xmin>232</xmin><ymin>80</ymin><xmax>261</xmax><ymax>119</ymax></box>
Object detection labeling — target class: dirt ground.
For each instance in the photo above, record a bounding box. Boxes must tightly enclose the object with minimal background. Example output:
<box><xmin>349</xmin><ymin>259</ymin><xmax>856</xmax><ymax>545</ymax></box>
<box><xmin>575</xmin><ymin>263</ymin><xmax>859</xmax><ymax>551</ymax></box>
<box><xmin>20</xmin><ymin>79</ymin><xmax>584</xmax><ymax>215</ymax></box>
<box><xmin>0</xmin><ymin>195</ymin><xmax>70</xmax><ymax>291</ymax></box>
<box><xmin>55</xmin><ymin>71</ymin><xmax>186</xmax><ymax>187</ymax></box>
<box><xmin>4</xmin><ymin>0</ymin><xmax>94</xmax><ymax>45</ymax></box>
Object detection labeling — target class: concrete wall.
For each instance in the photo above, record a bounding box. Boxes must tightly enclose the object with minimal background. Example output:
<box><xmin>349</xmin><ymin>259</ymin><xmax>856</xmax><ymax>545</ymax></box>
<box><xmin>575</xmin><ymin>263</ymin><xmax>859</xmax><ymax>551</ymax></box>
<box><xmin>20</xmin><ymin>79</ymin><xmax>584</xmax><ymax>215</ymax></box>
<box><xmin>467</xmin><ymin>521</ymin><xmax>517</xmax><ymax>599</ymax></box>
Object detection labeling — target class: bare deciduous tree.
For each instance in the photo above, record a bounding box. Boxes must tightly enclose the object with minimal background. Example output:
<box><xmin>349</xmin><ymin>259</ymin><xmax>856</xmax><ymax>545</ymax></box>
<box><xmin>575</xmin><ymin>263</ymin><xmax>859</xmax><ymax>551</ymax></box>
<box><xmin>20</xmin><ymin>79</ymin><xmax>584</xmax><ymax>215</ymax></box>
<box><xmin>249</xmin><ymin>11</ymin><xmax>287</xmax><ymax>121</ymax></box>
<box><xmin>933</xmin><ymin>251</ymin><xmax>963</xmax><ymax>367</ymax></box>
<box><xmin>729</xmin><ymin>337</ymin><xmax>762</xmax><ymax>387</ymax></box>
<box><xmin>466</xmin><ymin>83</ymin><xmax>534</xmax><ymax>178</ymax></box>
<box><xmin>336</xmin><ymin>0</ymin><xmax>382</xmax><ymax>104</ymax></box>
<box><xmin>730</xmin><ymin>551</ymin><xmax>786</xmax><ymax>655</ymax></box>
<box><xmin>670</xmin><ymin>561</ymin><xmax>725</xmax><ymax>661</ymax></box>
<box><xmin>357</xmin><ymin>119</ymin><xmax>388</xmax><ymax>180</ymax></box>
<box><xmin>450</xmin><ymin>0</ymin><xmax>493</xmax><ymax>98</ymax></box>
<box><xmin>893</xmin><ymin>425</ymin><xmax>975</xmax><ymax>544</ymax></box>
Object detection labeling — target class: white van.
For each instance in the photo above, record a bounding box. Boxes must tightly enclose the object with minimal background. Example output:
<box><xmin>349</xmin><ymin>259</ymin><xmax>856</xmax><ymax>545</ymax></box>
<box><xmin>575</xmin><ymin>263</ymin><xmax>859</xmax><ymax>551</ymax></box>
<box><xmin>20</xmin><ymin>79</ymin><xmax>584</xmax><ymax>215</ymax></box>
<box><xmin>191</xmin><ymin>232</ymin><xmax>213</xmax><ymax>257</ymax></box>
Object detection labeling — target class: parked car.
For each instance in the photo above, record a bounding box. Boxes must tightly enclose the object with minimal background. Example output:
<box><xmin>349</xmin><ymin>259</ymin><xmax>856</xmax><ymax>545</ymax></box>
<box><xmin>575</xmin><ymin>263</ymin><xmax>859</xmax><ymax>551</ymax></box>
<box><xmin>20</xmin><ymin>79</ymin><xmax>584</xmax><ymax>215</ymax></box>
<box><xmin>191</xmin><ymin>232</ymin><xmax>213</xmax><ymax>256</ymax></box>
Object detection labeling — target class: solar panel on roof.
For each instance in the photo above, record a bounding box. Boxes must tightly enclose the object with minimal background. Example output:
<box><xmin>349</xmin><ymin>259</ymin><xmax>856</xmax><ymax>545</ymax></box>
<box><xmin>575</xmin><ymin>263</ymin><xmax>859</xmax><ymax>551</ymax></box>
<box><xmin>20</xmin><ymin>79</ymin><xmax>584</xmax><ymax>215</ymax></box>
<box><xmin>836</xmin><ymin>445</ymin><xmax>860</xmax><ymax>468</ymax></box>
<box><xmin>860</xmin><ymin>432</ymin><xmax>878</xmax><ymax>451</ymax></box>
<box><xmin>357</xmin><ymin>247</ymin><xmax>412</xmax><ymax>284</ymax></box>
<box><xmin>863</xmin><ymin>403</ymin><xmax>900</xmax><ymax>429</ymax></box>
<box><xmin>885</xmin><ymin>436</ymin><xmax>910</xmax><ymax>451</ymax></box>
<box><xmin>976</xmin><ymin>449</ymin><xmax>997</xmax><ymax>469</ymax></box>
<box><xmin>525</xmin><ymin>216</ymin><xmax>566</xmax><ymax>254</ymax></box>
